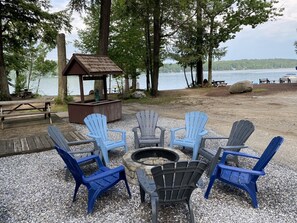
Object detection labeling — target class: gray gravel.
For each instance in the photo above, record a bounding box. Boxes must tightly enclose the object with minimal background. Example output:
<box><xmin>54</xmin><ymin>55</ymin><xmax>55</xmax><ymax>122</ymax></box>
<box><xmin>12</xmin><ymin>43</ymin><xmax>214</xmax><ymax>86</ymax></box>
<box><xmin>1</xmin><ymin>114</ymin><xmax>296</xmax><ymax>222</ymax></box>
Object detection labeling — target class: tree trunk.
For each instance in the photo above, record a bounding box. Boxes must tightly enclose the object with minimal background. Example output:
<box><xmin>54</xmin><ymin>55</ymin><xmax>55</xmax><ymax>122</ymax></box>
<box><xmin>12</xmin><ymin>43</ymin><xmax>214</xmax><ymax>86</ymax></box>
<box><xmin>132</xmin><ymin>75</ymin><xmax>137</xmax><ymax>91</ymax></box>
<box><xmin>0</xmin><ymin>20</ymin><xmax>11</xmax><ymax>100</ymax></box>
<box><xmin>57</xmin><ymin>33</ymin><xmax>67</xmax><ymax>102</ymax></box>
<box><xmin>95</xmin><ymin>0</ymin><xmax>111</xmax><ymax>98</ymax></box>
<box><xmin>208</xmin><ymin>48</ymin><xmax>213</xmax><ymax>84</ymax></box>
<box><xmin>190</xmin><ymin>65</ymin><xmax>194</xmax><ymax>86</ymax></box>
<box><xmin>183</xmin><ymin>67</ymin><xmax>190</xmax><ymax>88</ymax></box>
<box><xmin>144</xmin><ymin>9</ymin><xmax>152</xmax><ymax>91</ymax></box>
<box><xmin>124</xmin><ymin>74</ymin><xmax>129</xmax><ymax>92</ymax></box>
<box><xmin>196</xmin><ymin>60</ymin><xmax>203</xmax><ymax>86</ymax></box>
<box><xmin>151</xmin><ymin>0</ymin><xmax>161</xmax><ymax>97</ymax></box>
<box><xmin>196</xmin><ymin>1</ymin><xmax>203</xmax><ymax>86</ymax></box>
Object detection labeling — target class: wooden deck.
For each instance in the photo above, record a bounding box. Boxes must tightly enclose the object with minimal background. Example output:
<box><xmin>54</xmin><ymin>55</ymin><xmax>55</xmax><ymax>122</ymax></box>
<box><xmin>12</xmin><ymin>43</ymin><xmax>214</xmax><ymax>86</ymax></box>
<box><xmin>0</xmin><ymin>131</ymin><xmax>87</xmax><ymax>157</ymax></box>
<box><xmin>0</xmin><ymin>113</ymin><xmax>88</xmax><ymax>157</ymax></box>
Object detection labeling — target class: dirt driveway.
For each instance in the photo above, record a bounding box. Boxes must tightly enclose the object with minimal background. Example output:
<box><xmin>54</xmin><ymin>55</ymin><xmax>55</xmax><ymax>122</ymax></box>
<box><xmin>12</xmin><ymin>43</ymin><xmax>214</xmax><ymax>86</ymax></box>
<box><xmin>123</xmin><ymin>84</ymin><xmax>297</xmax><ymax>171</ymax></box>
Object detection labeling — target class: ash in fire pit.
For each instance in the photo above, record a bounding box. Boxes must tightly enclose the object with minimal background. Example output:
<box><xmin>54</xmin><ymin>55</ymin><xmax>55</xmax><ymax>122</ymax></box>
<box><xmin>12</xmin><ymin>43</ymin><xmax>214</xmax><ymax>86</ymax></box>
<box><xmin>131</xmin><ymin>148</ymin><xmax>179</xmax><ymax>166</ymax></box>
<box><xmin>122</xmin><ymin>147</ymin><xmax>188</xmax><ymax>184</ymax></box>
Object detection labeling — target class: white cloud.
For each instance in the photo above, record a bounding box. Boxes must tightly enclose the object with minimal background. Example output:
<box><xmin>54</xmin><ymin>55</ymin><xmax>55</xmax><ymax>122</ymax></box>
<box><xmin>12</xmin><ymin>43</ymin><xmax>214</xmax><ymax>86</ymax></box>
<box><xmin>49</xmin><ymin>0</ymin><xmax>297</xmax><ymax>61</ymax></box>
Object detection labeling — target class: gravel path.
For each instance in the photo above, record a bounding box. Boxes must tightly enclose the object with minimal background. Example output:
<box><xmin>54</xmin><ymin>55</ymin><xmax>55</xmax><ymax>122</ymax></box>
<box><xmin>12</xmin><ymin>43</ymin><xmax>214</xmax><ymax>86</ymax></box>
<box><xmin>1</xmin><ymin>114</ymin><xmax>296</xmax><ymax>222</ymax></box>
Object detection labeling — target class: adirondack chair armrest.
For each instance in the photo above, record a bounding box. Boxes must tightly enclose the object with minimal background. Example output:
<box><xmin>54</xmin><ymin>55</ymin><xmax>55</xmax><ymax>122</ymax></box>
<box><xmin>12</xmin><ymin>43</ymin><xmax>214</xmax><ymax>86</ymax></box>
<box><xmin>170</xmin><ymin>127</ymin><xmax>185</xmax><ymax>134</ymax></box>
<box><xmin>132</xmin><ymin>126</ymin><xmax>140</xmax><ymax>133</ymax></box>
<box><xmin>69</xmin><ymin>149</ymin><xmax>97</xmax><ymax>154</ymax></box>
<box><xmin>202</xmin><ymin>136</ymin><xmax>229</xmax><ymax>141</ymax></box>
<box><xmin>108</xmin><ymin>129</ymin><xmax>126</xmax><ymax>134</ymax></box>
<box><xmin>76</xmin><ymin>154</ymin><xmax>105</xmax><ymax>168</ymax></box>
<box><xmin>217</xmin><ymin>163</ymin><xmax>265</xmax><ymax>176</ymax></box>
<box><xmin>136</xmin><ymin>169</ymin><xmax>156</xmax><ymax>194</ymax></box>
<box><xmin>87</xmin><ymin>133</ymin><xmax>104</xmax><ymax>144</ymax></box>
<box><xmin>207</xmin><ymin>145</ymin><xmax>250</xmax><ymax>176</ymax></box>
<box><xmin>68</xmin><ymin>138</ymin><xmax>96</xmax><ymax>146</ymax></box>
<box><xmin>198</xmin><ymin>129</ymin><xmax>208</xmax><ymax>136</ymax></box>
<box><xmin>76</xmin><ymin>154</ymin><xmax>99</xmax><ymax>164</ymax></box>
<box><xmin>220</xmin><ymin>150</ymin><xmax>260</xmax><ymax>164</ymax></box>
<box><xmin>156</xmin><ymin>126</ymin><xmax>166</xmax><ymax>132</ymax></box>
<box><xmin>108</xmin><ymin>129</ymin><xmax>126</xmax><ymax>140</ymax></box>
<box><xmin>214</xmin><ymin>145</ymin><xmax>249</xmax><ymax>162</ymax></box>
<box><xmin>84</xmin><ymin>166</ymin><xmax>125</xmax><ymax>182</ymax></box>
<box><xmin>68</xmin><ymin>138</ymin><xmax>100</xmax><ymax>151</ymax></box>
<box><xmin>201</xmin><ymin>136</ymin><xmax>229</xmax><ymax>147</ymax></box>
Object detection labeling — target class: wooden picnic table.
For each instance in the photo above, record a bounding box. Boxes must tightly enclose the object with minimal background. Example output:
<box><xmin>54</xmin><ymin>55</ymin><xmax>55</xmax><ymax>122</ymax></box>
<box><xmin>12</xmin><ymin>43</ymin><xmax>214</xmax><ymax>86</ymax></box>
<box><xmin>0</xmin><ymin>99</ymin><xmax>54</xmax><ymax>129</ymax></box>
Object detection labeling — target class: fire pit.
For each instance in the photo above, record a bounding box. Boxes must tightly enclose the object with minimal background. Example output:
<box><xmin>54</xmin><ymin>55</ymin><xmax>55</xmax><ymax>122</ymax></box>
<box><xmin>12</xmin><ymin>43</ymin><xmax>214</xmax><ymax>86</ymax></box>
<box><xmin>122</xmin><ymin>147</ymin><xmax>188</xmax><ymax>184</ymax></box>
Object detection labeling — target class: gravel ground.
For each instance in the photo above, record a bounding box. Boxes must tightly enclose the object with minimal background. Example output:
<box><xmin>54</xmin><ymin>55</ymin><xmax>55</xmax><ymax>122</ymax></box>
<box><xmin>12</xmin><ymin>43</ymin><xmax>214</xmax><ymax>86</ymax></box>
<box><xmin>1</xmin><ymin>114</ymin><xmax>296</xmax><ymax>223</ymax></box>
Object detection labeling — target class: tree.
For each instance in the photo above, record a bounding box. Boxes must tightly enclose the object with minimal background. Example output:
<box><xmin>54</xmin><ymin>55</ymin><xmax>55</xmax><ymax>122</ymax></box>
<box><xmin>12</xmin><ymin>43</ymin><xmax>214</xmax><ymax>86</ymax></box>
<box><xmin>57</xmin><ymin>33</ymin><xmax>67</xmax><ymax>103</ymax></box>
<box><xmin>68</xmin><ymin>0</ymin><xmax>111</xmax><ymax>98</ymax></box>
<box><xmin>199</xmin><ymin>0</ymin><xmax>283</xmax><ymax>84</ymax></box>
<box><xmin>126</xmin><ymin>0</ymin><xmax>191</xmax><ymax>96</ymax></box>
<box><xmin>74</xmin><ymin>1</ymin><xmax>146</xmax><ymax>93</ymax></box>
<box><xmin>0</xmin><ymin>0</ymin><xmax>71</xmax><ymax>100</ymax></box>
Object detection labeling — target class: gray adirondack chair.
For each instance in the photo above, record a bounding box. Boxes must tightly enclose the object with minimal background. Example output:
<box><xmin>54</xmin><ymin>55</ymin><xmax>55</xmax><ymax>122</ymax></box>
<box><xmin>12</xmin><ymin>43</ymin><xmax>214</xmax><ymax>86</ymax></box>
<box><xmin>170</xmin><ymin>111</ymin><xmax>208</xmax><ymax>160</ymax></box>
<box><xmin>48</xmin><ymin>125</ymin><xmax>100</xmax><ymax>180</ymax></box>
<box><xmin>136</xmin><ymin>161</ymin><xmax>208</xmax><ymax>223</ymax></box>
<box><xmin>132</xmin><ymin>110</ymin><xmax>165</xmax><ymax>149</ymax></box>
<box><xmin>197</xmin><ymin>120</ymin><xmax>255</xmax><ymax>176</ymax></box>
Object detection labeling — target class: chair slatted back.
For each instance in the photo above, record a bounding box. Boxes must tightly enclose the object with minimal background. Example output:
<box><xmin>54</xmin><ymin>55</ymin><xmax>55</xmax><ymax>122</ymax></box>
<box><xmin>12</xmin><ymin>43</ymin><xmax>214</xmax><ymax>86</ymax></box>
<box><xmin>55</xmin><ymin>146</ymin><xmax>84</xmax><ymax>182</ymax></box>
<box><xmin>84</xmin><ymin>113</ymin><xmax>108</xmax><ymax>141</ymax></box>
<box><xmin>253</xmin><ymin>136</ymin><xmax>284</xmax><ymax>175</ymax></box>
<box><xmin>151</xmin><ymin>161</ymin><xmax>207</xmax><ymax>202</ymax></box>
<box><xmin>227</xmin><ymin>120</ymin><xmax>255</xmax><ymax>148</ymax></box>
<box><xmin>185</xmin><ymin>112</ymin><xmax>208</xmax><ymax>139</ymax></box>
<box><xmin>136</xmin><ymin>110</ymin><xmax>159</xmax><ymax>137</ymax></box>
<box><xmin>48</xmin><ymin>126</ymin><xmax>71</xmax><ymax>151</ymax></box>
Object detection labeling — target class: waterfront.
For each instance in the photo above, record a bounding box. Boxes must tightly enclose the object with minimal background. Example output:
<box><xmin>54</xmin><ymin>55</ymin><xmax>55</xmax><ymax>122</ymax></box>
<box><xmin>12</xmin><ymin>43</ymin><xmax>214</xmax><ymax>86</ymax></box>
<box><xmin>9</xmin><ymin>68</ymin><xmax>297</xmax><ymax>95</ymax></box>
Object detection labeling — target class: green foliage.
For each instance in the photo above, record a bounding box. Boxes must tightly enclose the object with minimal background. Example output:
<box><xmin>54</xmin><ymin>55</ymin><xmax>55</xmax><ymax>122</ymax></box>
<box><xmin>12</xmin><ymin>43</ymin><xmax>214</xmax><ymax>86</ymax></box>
<box><xmin>14</xmin><ymin>74</ymin><xmax>26</xmax><ymax>94</ymax></box>
<box><xmin>170</xmin><ymin>0</ymin><xmax>283</xmax><ymax>84</ymax></box>
<box><xmin>74</xmin><ymin>1</ymin><xmax>146</xmax><ymax>84</ymax></box>
<box><xmin>0</xmin><ymin>0</ymin><xmax>71</xmax><ymax>99</ymax></box>
<box><xmin>160</xmin><ymin>59</ymin><xmax>297</xmax><ymax>72</ymax></box>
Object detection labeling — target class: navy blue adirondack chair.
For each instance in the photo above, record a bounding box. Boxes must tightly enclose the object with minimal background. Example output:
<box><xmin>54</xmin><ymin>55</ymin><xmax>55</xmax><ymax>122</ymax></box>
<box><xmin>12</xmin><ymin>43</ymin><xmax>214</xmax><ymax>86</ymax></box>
<box><xmin>84</xmin><ymin>113</ymin><xmax>128</xmax><ymax>164</ymax></box>
<box><xmin>204</xmin><ymin>136</ymin><xmax>284</xmax><ymax>208</ymax></box>
<box><xmin>55</xmin><ymin>146</ymin><xmax>131</xmax><ymax>213</ymax></box>
<box><xmin>170</xmin><ymin>111</ymin><xmax>208</xmax><ymax>160</ymax></box>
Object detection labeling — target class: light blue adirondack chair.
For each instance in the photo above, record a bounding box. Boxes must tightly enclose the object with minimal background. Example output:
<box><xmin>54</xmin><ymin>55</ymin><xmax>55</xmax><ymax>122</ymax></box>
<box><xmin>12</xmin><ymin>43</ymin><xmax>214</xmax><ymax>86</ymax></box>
<box><xmin>84</xmin><ymin>113</ymin><xmax>128</xmax><ymax>164</ymax></box>
<box><xmin>170</xmin><ymin>111</ymin><xmax>208</xmax><ymax>160</ymax></box>
<box><xmin>204</xmin><ymin>136</ymin><xmax>284</xmax><ymax>208</ymax></box>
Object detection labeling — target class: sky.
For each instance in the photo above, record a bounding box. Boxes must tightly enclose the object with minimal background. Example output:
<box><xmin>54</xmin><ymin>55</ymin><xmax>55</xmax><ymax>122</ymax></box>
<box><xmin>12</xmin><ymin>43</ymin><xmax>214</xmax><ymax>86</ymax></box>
<box><xmin>48</xmin><ymin>0</ymin><xmax>297</xmax><ymax>61</ymax></box>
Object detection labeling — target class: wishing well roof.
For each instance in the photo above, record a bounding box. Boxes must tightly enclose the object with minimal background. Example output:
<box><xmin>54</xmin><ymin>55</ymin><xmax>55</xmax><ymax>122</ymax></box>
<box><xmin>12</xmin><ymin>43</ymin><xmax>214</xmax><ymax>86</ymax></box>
<box><xmin>63</xmin><ymin>54</ymin><xmax>123</xmax><ymax>76</ymax></box>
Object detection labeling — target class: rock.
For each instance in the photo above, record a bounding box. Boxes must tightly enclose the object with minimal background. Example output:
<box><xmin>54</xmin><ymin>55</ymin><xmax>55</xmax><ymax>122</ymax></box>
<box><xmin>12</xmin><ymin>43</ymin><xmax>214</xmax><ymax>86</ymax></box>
<box><xmin>131</xmin><ymin>91</ymin><xmax>146</xmax><ymax>99</ymax></box>
<box><xmin>229</xmin><ymin>80</ymin><xmax>253</xmax><ymax>94</ymax></box>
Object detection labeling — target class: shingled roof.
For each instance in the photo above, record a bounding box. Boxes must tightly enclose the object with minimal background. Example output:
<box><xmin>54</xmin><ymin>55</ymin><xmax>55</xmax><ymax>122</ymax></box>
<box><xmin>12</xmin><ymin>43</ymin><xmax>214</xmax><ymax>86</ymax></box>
<box><xmin>63</xmin><ymin>54</ymin><xmax>123</xmax><ymax>76</ymax></box>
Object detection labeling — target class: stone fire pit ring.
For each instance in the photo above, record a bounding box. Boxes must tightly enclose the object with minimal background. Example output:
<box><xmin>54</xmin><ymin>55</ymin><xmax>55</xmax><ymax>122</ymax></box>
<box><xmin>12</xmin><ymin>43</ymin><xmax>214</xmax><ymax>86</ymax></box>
<box><xmin>122</xmin><ymin>147</ymin><xmax>189</xmax><ymax>185</ymax></box>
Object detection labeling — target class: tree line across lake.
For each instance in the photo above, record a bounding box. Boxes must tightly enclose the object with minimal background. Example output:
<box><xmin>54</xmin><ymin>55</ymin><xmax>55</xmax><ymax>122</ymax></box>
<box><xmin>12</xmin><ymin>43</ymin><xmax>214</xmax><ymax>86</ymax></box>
<box><xmin>160</xmin><ymin>59</ymin><xmax>297</xmax><ymax>73</ymax></box>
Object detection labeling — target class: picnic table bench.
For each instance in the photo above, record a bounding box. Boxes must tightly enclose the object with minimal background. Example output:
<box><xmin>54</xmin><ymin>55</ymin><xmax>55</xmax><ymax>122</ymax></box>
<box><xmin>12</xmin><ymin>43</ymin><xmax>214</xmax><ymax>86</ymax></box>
<box><xmin>0</xmin><ymin>99</ymin><xmax>54</xmax><ymax>129</ymax></box>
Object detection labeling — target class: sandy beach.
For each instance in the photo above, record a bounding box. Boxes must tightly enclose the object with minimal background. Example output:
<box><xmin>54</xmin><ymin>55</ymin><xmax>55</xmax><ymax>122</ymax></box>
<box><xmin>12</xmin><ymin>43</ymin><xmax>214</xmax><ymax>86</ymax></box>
<box><xmin>123</xmin><ymin>83</ymin><xmax>297</xmax><ymax>171</ymax></box>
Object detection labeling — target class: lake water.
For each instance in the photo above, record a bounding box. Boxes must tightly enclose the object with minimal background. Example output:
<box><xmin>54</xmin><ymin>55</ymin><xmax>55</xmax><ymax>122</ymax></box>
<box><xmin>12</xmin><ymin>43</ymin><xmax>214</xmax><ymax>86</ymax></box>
<box><xmin>9</xmin><ymin>68</ymin><xmax>297</xmax><ymax>96</ymax></box>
